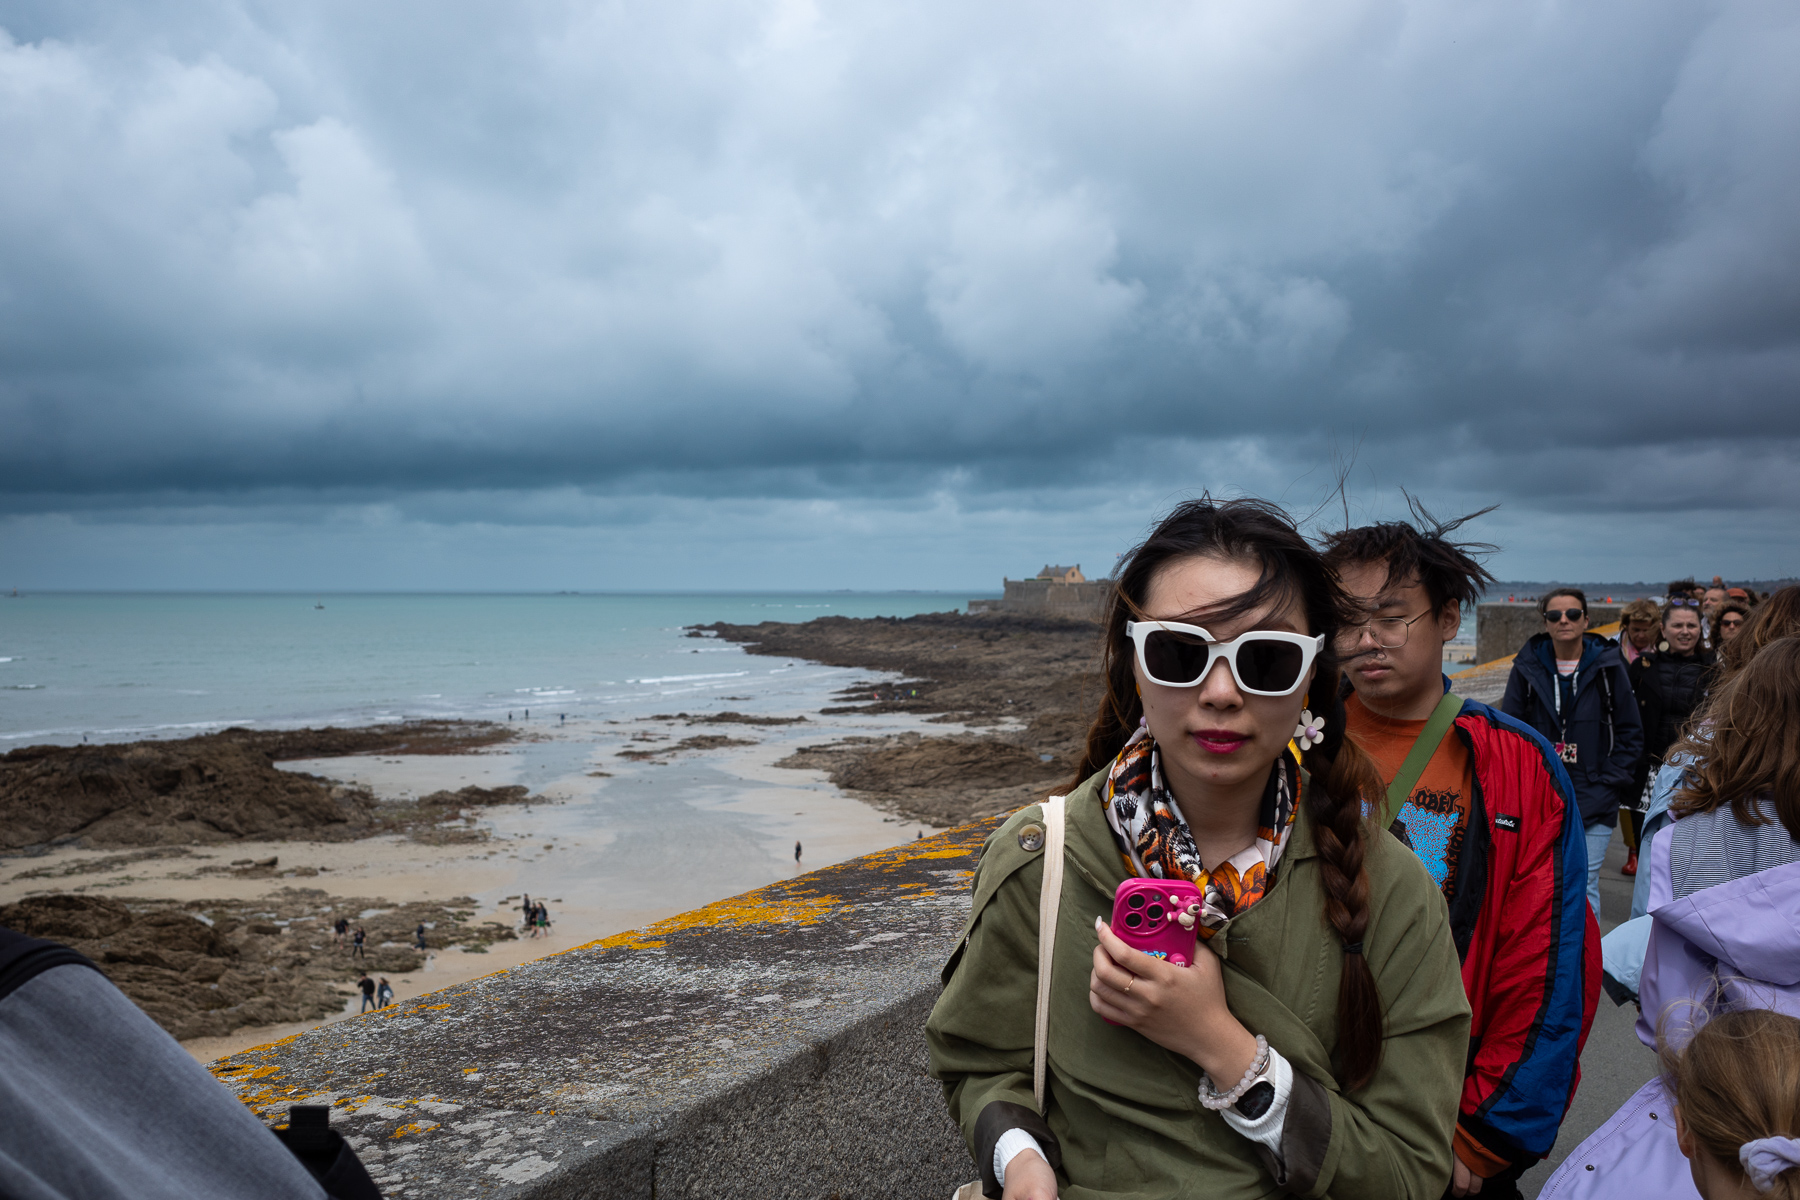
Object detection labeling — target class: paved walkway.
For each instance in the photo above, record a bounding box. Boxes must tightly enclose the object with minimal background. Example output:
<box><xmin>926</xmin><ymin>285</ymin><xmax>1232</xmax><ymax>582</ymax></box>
<box><xmin>1519</xmin><ymin>823</ymin><xmax>1658</xmax><ymax>1197</ymax></box>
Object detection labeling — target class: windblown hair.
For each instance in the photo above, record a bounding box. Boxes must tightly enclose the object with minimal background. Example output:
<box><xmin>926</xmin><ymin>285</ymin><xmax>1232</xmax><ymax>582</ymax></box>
<box><xmin>1669</xmin><ymin>637</ymin><xmax>1800</xmax><ymax>840</ymax></box>
<box><xmin>1317</xmin><ymin>496</ymin><xmax>1497</xmax><ymax>619</ymax></box>
<box><xmin>1620</xmin><ymin>597</ymin><xmax>1662</xmax><ymax>629</ymax></box>
<box><xmin>1661</xmin><ymin>1008</ymin><xmax>1800</xmax><ymax>1200</ymax></box>
<box><xmin>1711</xmin><ymin>587</ymin><xmax>1800</xmax><ymax>689</ymax></box>
<box><xmin>1073</xmin><ymin>497</ymin><xmax>1390</xmax><ymax>1091</ymax></box>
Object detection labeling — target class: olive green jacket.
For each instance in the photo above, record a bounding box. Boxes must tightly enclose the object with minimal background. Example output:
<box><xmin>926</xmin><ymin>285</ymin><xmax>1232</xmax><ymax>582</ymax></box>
<box><xmin>926</xmin><ymin>770</ymin><xmax>1471</xmax><ymax>1199</ymax></box>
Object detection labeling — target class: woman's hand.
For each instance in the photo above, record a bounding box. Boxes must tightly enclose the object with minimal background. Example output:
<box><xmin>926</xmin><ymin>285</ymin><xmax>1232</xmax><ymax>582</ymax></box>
<box><xmin>1001</xmin><ymin>1149</ymin><xmax>1058</xmax><ymax>1200</ymax></box>
<box><xmin>1089</xmin><ymin>916</ymin><xmax>1259</xmax><ymax>1086</ymax></box>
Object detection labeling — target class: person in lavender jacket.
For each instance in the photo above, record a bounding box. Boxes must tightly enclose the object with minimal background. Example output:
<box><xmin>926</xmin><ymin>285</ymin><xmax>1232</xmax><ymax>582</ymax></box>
<box><xmin>1542</xmin><ymin>639</ymin><xmax>1800</xmax><ymax>1199</ymax></box>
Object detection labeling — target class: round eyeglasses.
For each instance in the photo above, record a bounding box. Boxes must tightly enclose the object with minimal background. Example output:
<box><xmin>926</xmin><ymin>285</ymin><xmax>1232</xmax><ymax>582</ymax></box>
<box><xmin>1335</xmin><ymin>610</ymin><xmax>1434</xmax><ymax>653</ymax></box>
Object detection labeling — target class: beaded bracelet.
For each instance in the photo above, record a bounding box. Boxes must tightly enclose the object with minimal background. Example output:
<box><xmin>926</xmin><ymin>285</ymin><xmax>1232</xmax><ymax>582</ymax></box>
<box><xmin>1198</xmin><ymin>1034</ymin><xmax>1271</xmax><ymax>1111</ymax></box>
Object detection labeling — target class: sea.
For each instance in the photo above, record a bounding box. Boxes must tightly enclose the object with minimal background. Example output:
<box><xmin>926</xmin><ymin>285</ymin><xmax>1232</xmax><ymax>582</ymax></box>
<box><xmin>0</xmin><ymin>592</ymin><xmax>992</xmax><ymax>747</ymax></box>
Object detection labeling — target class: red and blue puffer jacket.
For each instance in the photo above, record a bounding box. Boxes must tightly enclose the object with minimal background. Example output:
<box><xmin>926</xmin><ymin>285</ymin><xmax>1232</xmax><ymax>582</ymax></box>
<box><xmin>1441</xmin><ymin>694</ymin><xmax>1602</xmax><ymax>1167</ymax></box>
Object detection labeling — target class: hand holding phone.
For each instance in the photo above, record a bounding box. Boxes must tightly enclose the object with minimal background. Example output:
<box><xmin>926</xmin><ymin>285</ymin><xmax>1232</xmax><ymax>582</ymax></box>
<box><xmin>1110</xmin><ymin>878</ymin><xmax>1203</xmax><ymax>968</ymax></box>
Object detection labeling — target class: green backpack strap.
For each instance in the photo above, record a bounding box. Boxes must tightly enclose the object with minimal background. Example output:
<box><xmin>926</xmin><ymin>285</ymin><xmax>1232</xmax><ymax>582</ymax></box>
<box><xmin>1382</xmin><ymin>690</ymin><xmax>1465</xmax><ymax>827</ymax></box>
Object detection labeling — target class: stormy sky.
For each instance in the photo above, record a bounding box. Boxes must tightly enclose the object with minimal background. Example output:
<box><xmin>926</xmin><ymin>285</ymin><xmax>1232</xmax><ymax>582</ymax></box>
<box><xmin>2</xmin><ymin>0</ymin><xmax>1796</xmax><ymax>590</ymax></box>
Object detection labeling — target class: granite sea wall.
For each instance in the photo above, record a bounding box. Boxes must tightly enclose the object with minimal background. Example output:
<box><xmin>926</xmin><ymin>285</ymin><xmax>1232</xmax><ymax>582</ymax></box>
<box><xmin>213</xmin><ymin>822</ymin><xmax>999</xmax><ymax>1199</ymax></box>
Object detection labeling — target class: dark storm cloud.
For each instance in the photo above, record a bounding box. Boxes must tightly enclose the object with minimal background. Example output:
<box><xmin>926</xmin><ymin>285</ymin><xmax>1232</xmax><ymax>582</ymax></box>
<box><xmin>1</xmin><ymin>0</ymin><xmax>1797</xmax><ymax>567</ymax></box>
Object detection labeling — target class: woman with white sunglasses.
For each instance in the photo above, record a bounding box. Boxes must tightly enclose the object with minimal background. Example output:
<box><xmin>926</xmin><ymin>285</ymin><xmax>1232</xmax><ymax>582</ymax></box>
<box><xmin>929</xmin><ymin>498</ymin><xmax>1469</xmax><ymax>1199</ymax></box>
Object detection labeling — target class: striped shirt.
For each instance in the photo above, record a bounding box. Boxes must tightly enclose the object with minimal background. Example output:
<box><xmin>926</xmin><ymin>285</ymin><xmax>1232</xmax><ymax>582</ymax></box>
<box><xmin>1669</xmin><ymin>797</ymin><xmax>1800</xmax><ymax>900</ymax></box>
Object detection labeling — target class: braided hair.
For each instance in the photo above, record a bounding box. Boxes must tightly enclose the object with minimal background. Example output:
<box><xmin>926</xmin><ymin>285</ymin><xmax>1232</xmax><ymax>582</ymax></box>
<box><xmin>1072</xmin><ymin>497</ymin><xmax>1390</xmax><ymax>1090</ymax></box>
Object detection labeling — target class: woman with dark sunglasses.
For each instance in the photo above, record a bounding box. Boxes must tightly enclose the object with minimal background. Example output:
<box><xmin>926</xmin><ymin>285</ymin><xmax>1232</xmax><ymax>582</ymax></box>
<box><xmin>928</xmin><ymin>498</ymin><xmax>1469</xmax><ymax>1200</ymax></box>
<box><xmin>1500</xmin><ymin>589</ymin><xmax>1645</xmax><ymax>915</ymax></box>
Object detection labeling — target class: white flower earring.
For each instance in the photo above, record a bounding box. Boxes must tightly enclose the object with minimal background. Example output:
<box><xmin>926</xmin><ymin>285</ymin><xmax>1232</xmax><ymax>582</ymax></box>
<box><xmin>1294</xmin><ymin>709</ymin><xmax>1326</xmax><ymax>750</ymax></box>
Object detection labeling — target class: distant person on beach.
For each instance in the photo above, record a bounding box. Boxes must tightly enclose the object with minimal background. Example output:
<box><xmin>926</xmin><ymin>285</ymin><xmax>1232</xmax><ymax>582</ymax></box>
<box><xmin>376</xmin><ymin>977</ymin><xmax>394</xmax><ymax>1008</ymax></box>
<box><xmin>794</xmin><ymin>840</ymin><xmax>802</xmax><ymax>864</ymax></box>
<box><xmin>537</xmin><ymin>904</ymin><xmax>550</xmax><ymax>937</ymax></box>
<box><xmin>414</xmin><ymin>923</ymin><xmax>427</xmax><ymax>951</ymax></box>
<box><xmin>1325</xmin><ymin>512</ymin><xmax>1600</xmax><ymax>1197</ymax></box>
<box><xmin>351</xmin><ymin>926</ymin><xmax>365</xmax><ymax>958</ymax></box>
<box><xmin>333</xmin><ymin>916</ymin><xmax>348</xmax><ymax>947</ymax></box>
<box><xmin>358</xmin><ymin>973</ymin><xmax>376</xmax><ymax>1013</ymax></box>
<box><xmin>930</xmin><ymin>498</ymin><xmax>1471</xmax><ymax>1200</ymax></box>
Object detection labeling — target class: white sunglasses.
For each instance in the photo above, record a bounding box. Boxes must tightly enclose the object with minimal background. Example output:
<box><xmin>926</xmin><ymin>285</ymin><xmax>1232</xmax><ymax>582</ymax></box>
<box><xmin>1125</xmin><ymin>621</ymin><xmax>1324</xmax><ymax>696</ymax></box>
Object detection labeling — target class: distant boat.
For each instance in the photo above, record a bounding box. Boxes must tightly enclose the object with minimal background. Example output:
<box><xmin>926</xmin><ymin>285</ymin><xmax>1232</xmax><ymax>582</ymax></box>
<box><xmin>314</xmin><ymin>600</ymin><xmax>325</xmax><ymax>610</ymax></box>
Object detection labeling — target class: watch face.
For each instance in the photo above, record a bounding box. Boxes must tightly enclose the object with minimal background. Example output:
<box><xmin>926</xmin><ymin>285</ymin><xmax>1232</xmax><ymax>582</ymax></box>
<box><xmin>1234</xmin><ymin>1080</ymin><xmax>1276</xmax><ymax>1120</ymax></box>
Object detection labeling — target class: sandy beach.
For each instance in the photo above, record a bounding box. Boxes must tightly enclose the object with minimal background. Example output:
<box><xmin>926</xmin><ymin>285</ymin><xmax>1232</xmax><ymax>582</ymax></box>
<box><xmin>0</xmin><ymin>700</ymin><xmax>964</xmax><ymax>1062</ymax></box>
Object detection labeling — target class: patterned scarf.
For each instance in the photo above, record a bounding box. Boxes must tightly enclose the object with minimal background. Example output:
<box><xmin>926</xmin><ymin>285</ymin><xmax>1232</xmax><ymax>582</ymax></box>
<box><xmin>1101</xmin><ymin>724</ymin><xmax>1301</xmax><ymax>941</ymax></box>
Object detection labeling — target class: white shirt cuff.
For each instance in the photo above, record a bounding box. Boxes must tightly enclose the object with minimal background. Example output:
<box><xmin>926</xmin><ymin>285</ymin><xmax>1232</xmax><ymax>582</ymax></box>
<box><xmin>1219</xmin><ymin>1044</ymin><xmax>1293</xmax><ymax>1160</ymax></box>
<box><xmin>993</xmin><ymin>1128</ymin><xmax>1045</xmax><ymax>1188</ymax></box>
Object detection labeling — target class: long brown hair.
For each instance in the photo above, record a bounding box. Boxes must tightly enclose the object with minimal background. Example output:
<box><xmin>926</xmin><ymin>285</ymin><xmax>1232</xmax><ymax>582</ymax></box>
<box><xmin>1072</xmin><ymin>497</ymin><xmax>1390</xmax><ymax>1090</ymax></box>
<box><xmin>1669</xmin><ymin>636</ymin><xmax>1800</xmax><ymax>839</ymax></box>
<box><xmin>1662</xmin><ymin>1009</ymin><xmax>1800</xmax><ymax>1200</ymax></box>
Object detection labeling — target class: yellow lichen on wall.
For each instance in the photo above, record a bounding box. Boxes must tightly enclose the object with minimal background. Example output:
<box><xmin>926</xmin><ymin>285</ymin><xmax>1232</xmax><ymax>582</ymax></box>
<box><xmin>586</xmin><ymin>891</ymin><xmax>842</xmax><ymax>951</ymax></box>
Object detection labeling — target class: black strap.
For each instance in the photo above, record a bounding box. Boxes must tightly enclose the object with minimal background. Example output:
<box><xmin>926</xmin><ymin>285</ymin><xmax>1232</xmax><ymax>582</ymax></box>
<box><xmin>0</xmin><ymin>927</ymin><xmax>102</xmax><ymax>1005</ymax></box>
<box><xmin>273</xmin><ymin>1106</ymin><xmax>385</xmax><ymax>1200</ymax></box>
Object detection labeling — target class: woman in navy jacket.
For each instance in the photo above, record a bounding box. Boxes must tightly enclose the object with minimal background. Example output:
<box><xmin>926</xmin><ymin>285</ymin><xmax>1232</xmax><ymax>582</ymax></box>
<box><xmin>1501</xmin><ymin>588</ymin><xmax>1644</xmax><ymax>914</ymax></box>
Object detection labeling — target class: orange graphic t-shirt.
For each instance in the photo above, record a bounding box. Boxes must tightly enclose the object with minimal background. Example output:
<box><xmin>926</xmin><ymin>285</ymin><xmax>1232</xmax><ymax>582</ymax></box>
<box><xmin>1344</xmin><ymin>693</ymin><xmax>1473</xmax><ymax>897</ymax></box>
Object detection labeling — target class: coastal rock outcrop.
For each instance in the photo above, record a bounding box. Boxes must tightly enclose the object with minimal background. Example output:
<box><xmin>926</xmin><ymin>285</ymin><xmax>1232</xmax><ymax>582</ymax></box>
<box><xmin>0</xmin><ymin>721</ymin><xmax>513</xmax><ymax>852</ymax></box>
<box><xmin>0</xmin><ymin>889</ymin><xmax>519</xmax><ymax>1041</ymax></box>
<box><xmin>698</xmin><ymin>611</ymin><xmax>1102</xmax><ymax>824</ymax></box>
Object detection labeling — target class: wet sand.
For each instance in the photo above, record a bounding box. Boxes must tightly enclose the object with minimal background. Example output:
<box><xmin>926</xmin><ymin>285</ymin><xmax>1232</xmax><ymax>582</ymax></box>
<box><xmin>0</xmin><ymin>702</ymin><xmax>960</xmax><ymax>1062</ymax></box>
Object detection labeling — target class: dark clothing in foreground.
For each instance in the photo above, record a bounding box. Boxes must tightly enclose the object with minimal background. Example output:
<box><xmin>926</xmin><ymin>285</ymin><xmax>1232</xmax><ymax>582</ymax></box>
<box><xmin>1627</xmin><ymin>646</ymin><xmax>1714</xmax><ymax>767</ymax></box>
<box><xmin>1501</xmin><ymin>633</ymin><xmax>1644</xmax><ymax>827</ymax></box>
<box><xmin>0</xmin><ymin>925</ymin><xmax>346</xmax><ymax>1200</ymax></box>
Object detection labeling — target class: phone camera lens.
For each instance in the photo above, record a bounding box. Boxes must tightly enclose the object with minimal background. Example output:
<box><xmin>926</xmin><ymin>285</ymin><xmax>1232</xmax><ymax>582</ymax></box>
<box><xmin>1127</xmin><ymin>894</ymin><xmax>1145</xmax><ymax>909</ymax></box>
<box><xmin>1146</xmin><ymin>904</ymin><xmax>1164</xmax><ymax>921</ymax></box>
<box><xmin>1124</xmin><ymin>912</ymin><xmax>1143</xmax><ymax>928</ymax></box>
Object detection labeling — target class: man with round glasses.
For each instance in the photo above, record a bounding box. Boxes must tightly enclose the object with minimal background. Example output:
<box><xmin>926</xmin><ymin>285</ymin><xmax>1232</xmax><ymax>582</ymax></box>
<box><xmin>1324</xmin><ymin>514</ymin><xmax>1600</xmax><ymax>1200</ymax></box>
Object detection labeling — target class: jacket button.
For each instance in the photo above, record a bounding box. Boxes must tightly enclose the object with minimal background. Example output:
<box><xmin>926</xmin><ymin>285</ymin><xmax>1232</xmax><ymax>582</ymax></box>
<box><xmin>1018</xmin><ymin>823</ymin><xmax>1045</xmax><ymax>852</ymax></box>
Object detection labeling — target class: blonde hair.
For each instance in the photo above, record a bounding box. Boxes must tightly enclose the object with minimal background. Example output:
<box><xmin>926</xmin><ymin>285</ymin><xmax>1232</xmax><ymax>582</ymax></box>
<box><xmin>1621</xmin><ymin>597</ymin><xmax>1662</xmax><ymax>629</ymax></box>
<box><xmin>1663</xmin><ymin>1009</ymin><xmax>1800</xmax><ymax>1199</ymax></box>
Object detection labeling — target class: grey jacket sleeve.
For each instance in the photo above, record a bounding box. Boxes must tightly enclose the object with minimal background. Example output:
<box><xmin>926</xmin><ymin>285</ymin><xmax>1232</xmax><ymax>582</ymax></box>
<box><xmin>0</xmin><ymin>960</ymin><xmax>327</xmax><ymax>1200</ymax></box>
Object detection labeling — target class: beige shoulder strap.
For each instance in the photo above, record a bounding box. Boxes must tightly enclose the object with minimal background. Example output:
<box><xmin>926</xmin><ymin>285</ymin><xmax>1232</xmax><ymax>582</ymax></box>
<box><xmin>950</xmin><ymin>798</ymin><xmax>1068</xmax><ymax>1200</ymax></box>
<box><xmin>1034</xmin><ymin>795</ymin><xmax>1066</xmax><ymax>1110</ymax></box>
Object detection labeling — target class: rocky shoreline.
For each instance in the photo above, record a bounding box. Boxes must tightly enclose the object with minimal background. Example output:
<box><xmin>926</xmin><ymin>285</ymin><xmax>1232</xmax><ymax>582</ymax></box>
<box><xmin>694</xmin><ymin>611</ymin><xmax>1107</xmax><ymax>825</ymax></box>
<box><xmin>0</xmin><ymin>889</ymin><xmax>520</xmax><ymax>1041</ymax></box>
<box><xmin>0</xmin><ymin>721</ymin><xmax>523</xmax><ymax>853</ymax></box>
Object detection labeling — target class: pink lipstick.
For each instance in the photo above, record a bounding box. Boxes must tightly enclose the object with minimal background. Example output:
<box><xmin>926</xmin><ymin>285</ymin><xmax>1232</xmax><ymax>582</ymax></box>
<box><xmin>1192</xmin><ymin>728</ymin><xmax>1249</xmax><ymax>755</ymax></box>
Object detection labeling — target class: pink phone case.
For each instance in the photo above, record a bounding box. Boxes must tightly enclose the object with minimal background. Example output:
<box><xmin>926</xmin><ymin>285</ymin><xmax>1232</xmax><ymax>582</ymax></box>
<box><xmin>1111</xmin><ymin>878</ymin><xmax>1203</xmax><ymax>968</ymax></box>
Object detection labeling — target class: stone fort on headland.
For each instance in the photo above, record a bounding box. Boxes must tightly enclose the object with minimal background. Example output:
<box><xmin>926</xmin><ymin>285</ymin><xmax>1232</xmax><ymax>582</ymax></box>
<box><xmin>968</xmin><ymin>564</ymin><xmax>1111</xmax><ymax>621</ymax></box>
